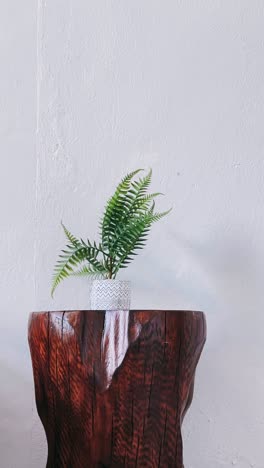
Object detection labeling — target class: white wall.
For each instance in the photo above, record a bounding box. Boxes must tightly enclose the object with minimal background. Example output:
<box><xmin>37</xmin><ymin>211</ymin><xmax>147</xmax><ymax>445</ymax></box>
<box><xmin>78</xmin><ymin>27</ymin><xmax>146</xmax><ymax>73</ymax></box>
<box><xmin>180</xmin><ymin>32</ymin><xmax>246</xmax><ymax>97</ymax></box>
<box><xmin>0</xmin><ymin>1</ymin><xmax>37</xmax><ymax>467</ymax></box>
<box><xmin>1</xmin><ymin>1</ymin><xmax>264</xmax><ymax>467</ymax></box>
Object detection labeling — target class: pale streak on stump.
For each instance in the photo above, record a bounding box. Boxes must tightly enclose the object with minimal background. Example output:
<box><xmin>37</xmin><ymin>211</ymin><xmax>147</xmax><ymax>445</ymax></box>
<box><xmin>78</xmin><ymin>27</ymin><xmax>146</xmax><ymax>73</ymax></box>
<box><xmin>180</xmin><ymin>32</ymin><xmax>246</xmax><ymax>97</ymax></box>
<box><xmin>28</xmin><ymin>310</ymin><xmax>206</xmax><ymax>468</ymax></box>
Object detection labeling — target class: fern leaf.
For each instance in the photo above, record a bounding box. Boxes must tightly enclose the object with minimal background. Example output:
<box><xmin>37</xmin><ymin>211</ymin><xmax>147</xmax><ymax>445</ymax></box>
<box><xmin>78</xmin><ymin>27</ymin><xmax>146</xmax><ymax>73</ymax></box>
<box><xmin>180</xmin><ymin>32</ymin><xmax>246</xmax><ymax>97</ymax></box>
<box><xmin>112</xmin><ymin>207</ymin><xmax>172</xmax><ymax>273</ymax></box>
<box><xmin>101</xmin><ymin>169</ymin><xmax>143</xmax><ymax>251</ymax></box>
<box><xmin>61</xmin><ymin>223</ymin><xmax>81</xmax><ymax>248</ymax></box>
<box><xmin>148</xmin><ymin>207</ymin><xmax>172</xmax><ymax>222</ymax></box>
<box><xmin>51</xmin><ymin>245</ymin><xmax>89</xmax><ymax>297</ymax></box>
<box><xmin>71</xmin><ymin>264</ymin><xmax>107</xmax><ymax>278</ymax></box>
<box><xmin>51</xmin><ymin>239</ymin><xmax>109</xmax><ymax>296</ymax></box>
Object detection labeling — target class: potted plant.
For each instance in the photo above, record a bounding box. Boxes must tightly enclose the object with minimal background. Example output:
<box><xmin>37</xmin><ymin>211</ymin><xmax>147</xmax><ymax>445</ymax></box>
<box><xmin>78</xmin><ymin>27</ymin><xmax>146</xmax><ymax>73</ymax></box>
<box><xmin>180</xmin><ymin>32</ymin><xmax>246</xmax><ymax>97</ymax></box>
<box><xmin>51</xmin><ymin>168</ymin><xmax>171</xmax><ymax>309</ymax></box>
<box><xmin>29</xmin><ymin>172</ymin><xmax>205</xmax><ymax>466</ymax></box>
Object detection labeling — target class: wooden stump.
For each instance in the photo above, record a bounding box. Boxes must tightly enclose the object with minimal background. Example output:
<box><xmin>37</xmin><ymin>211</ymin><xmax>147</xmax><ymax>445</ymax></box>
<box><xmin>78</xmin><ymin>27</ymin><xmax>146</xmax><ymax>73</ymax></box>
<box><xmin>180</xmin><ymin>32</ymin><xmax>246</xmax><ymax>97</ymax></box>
<box><xmin>28</xmin><ymin>310</ymin><xmax>206</xmax><ymax>468</ymax></box>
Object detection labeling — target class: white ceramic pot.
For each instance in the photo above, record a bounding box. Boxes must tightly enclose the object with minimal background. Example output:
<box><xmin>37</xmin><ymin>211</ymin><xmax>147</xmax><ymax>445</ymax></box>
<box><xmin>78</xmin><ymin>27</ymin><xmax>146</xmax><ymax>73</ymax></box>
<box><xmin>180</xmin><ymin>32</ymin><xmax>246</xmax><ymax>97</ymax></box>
<box><xmin>90</xmin><ymin>280</ymin><xmax>131</xmax><ymax>310</ymax></box>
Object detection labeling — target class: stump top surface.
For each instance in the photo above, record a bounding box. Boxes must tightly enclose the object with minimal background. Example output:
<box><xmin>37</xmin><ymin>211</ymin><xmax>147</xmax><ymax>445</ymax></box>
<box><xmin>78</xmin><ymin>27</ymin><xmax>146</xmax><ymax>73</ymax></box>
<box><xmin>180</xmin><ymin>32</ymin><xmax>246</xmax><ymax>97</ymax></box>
<box><xmin>30</xmin><ymin>309</ymin><xmax>205</xmax><ymax>316</ymax></box>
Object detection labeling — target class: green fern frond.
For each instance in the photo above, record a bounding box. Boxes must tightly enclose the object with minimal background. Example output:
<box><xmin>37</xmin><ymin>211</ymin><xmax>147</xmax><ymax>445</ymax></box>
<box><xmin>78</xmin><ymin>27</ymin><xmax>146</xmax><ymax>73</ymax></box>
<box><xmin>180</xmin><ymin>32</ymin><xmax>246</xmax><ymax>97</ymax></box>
<box><xmin>61</xmin><ymin>222</ymin><xmax>81</xmax><ymax>248</ymax></box>
<box><xmin>112</xmin><ymin>207</ymin><xmax>172</xmax><ymax>274</ymax></box>
<box><xmin>71</xmin><ymin>264</ymin><xmax>107</xmax><ymax>278</ymax></box>
<box><xmin>123</xmin><ymin>169</ymin><xmax>153</xmax><ymax>216</ymax></box>
<box><xmin>148</xmin><ymin>207</ymin><xmax>173</xmax><ymax>222</ymax></box>
<box><xmin>51</xmin><ymin>245</ymin><xmax>90</xmax><ymax>297</ymax></box>
<box><xmin>101</xmin><ymin>169</ymin><xmax>143</xmax><ymax>251</ymax></box>
<box><xmin>103</xmin><ymin>170</ymin><xmax>155</xmax><ymax>254</ymax></box>
<box><xmin>51</xmin><ymin>229</ymin><xmax>109</xmax><ymax>296</ymax></box>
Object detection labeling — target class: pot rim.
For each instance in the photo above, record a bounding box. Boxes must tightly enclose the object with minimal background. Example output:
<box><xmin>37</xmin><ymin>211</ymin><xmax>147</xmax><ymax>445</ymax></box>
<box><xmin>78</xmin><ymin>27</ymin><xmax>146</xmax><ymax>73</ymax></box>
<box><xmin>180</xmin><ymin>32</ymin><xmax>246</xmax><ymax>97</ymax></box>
<box><xmin>91</xmin><ymin>279</ymin><xmax>131</xmax><ymax>283</ymax></box>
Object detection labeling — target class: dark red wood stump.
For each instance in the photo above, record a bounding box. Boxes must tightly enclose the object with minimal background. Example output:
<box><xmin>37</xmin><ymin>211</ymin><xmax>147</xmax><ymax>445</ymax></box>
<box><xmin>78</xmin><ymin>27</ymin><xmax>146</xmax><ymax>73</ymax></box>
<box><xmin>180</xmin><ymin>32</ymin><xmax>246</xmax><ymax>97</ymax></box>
<box><xmin>28</xmin><ymin>310</ymin><xmax>206</xmax><ymax>468</ymax></box>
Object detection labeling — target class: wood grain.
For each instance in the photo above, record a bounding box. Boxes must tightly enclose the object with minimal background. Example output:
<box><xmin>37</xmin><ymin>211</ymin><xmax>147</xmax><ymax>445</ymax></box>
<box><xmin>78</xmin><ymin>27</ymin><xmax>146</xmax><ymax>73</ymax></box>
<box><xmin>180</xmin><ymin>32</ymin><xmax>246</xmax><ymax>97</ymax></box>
<box><xmin>28</xmin><ymin>310</ymin><xmax>206</xmax><ymax>468</ymax></box>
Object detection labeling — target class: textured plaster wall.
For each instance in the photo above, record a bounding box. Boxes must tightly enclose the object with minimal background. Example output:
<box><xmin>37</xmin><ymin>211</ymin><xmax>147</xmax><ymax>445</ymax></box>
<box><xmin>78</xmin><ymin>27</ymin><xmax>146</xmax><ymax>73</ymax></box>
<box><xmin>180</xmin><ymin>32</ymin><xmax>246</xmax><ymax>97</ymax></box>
<box><xmin>0</xmin><ymin>1</ymin><xmax>264</xmax><ymax>467</ymax></box>
<box><xmin>0</xmin><ymin>1</ymin><xmax>37</xmax><ymax>467</ymax></box>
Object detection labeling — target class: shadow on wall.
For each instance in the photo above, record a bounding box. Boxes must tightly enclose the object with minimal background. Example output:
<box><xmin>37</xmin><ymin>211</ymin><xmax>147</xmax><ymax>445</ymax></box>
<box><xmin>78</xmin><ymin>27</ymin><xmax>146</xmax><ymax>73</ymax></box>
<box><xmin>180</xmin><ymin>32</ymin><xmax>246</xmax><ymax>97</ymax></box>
<box><xmin>133</xmin><ymin>227</ymin><xmax>263</xmax><ymax>329</ymax></box>
<box><xmin>0</xmin><ymin>359</ymin><xmax>33</xmax><ymax>465</ymax></box>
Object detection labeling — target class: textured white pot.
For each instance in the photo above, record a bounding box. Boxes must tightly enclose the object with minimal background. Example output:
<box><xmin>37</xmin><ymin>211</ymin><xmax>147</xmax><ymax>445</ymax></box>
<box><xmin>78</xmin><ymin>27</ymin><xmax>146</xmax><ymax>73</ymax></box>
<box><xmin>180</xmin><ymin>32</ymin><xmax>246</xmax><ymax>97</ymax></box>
<box><xmin>90</xmin><ymin>280</ymin><xmax>131</xmax><ymax>310</ymax></box>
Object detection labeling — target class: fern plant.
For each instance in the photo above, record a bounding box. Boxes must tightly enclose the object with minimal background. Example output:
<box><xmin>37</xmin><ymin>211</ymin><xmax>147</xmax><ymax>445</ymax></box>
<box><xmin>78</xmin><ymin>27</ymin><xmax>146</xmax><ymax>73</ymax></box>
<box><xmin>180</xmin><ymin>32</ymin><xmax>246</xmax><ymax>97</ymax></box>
<box><xmin>51</xmin><ymin>169</ymin><xmax>171</xmax><ymax>296</ymax></box>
